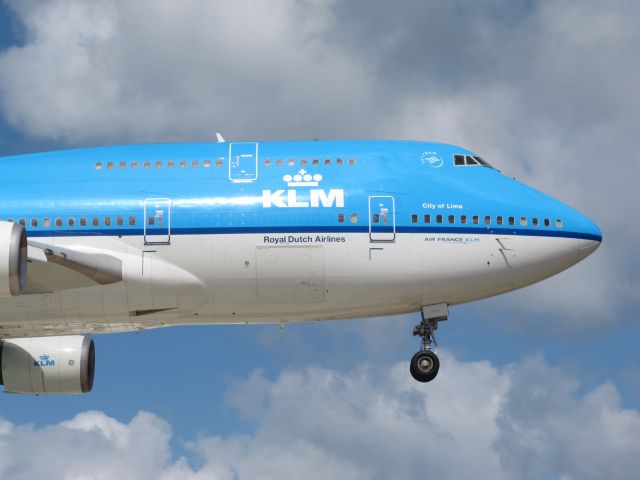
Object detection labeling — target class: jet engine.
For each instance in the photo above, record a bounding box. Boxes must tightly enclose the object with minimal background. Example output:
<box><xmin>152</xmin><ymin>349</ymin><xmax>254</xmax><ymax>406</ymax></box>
<box><xmin>0</xmin><ymin>336</ymin><xmax>95</xmax><ymax>394</ymax></box>
<box><xmin>0</xmin><ymin>220</ymin><xmax>27</xmax><ymax>297</ymax></box>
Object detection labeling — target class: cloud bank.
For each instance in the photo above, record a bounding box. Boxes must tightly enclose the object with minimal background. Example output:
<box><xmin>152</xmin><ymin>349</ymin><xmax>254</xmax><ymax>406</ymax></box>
<box><xmin>1</xmin><ymin>355</ymin><xmax>638</xmax><ymax>480</ymax></box>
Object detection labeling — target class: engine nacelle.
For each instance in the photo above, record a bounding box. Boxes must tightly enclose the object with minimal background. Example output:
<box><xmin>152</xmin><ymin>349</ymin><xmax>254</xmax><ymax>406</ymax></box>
<box><xmin>0</xmin><ymin>220</ymin><xmax>27</xmax><ymax>297</ymax></box>
<box><xmin>0</xmin><ymin>336</ymin><xmax>95</xmax><ymax>394</ymax></box>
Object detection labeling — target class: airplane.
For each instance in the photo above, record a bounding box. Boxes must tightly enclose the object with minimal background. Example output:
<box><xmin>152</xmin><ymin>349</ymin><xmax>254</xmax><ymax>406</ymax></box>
<box><xmin>0</xmin><ymin>139</ymin><xmax>601</xmax><ymax>394</ymax></box>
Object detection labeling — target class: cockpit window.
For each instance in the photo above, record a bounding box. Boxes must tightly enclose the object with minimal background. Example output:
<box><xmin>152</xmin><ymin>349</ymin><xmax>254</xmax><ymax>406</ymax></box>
<box><xmin>473</xmin><ymin>156</ymin><xmax>493</xmax><ymax>167</ymax></box>
<box><xmin>453</xmin><ymin>154</ymin><xmax>495</xmax><ymax>169</ymax></box>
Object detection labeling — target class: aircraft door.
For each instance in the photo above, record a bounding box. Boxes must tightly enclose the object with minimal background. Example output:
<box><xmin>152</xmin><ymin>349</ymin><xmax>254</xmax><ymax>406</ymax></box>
<box><xmin>229</xmin><ymin>142</ymin><xmax>258</xmax><ymax>183</ymax></box>
<box><xmin>144</xmin><ymin>198</ymin><xmax>171</xmax><ymax>245</ymax></box>
<box><xmin>369</xmin><ymin>195</ymin><xmax>396</xmax><ymax>242</ymax></box>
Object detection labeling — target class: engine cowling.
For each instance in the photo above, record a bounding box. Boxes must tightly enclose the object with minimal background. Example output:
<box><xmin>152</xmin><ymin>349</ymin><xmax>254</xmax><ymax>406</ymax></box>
<box><xmin>0</xmin><ymin>336</ymin><xmax>95</xmax><ymax>394</ymax></box>
<box><xmin>0</xmin><ymin>220</ymin><xmax>27</xmax><ymax>297</ymax></box>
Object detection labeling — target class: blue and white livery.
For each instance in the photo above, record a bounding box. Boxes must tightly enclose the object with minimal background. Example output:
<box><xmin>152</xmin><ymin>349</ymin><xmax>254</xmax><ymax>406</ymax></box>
<box><xmin>0</xmin><ymin>140</ymin><xmax>601</xmax><ymax>393</ymax></box>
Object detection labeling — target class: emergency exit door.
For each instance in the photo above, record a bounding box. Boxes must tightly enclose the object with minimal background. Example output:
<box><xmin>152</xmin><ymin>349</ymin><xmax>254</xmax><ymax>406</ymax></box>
<box><xmin>368</xmin><ymin>195</ymin><xmax>396</xmax><ymax>242</ymax></box>
<box><xmin>229</xmin><ymin>142</ymin><xmax>258</xmax><ymax>182</ymax></box>
<box><xmin>144</xmin><ymin>198</ymin><xmax>171</xmax><ymax>245</ymax></box>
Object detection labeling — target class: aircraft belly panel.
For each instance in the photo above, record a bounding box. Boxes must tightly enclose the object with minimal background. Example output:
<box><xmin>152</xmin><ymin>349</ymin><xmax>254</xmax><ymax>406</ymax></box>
<box><xmin>256</xmin><ymin>245</ymin><xmax>325</xmax><ymax>304</ymax></box>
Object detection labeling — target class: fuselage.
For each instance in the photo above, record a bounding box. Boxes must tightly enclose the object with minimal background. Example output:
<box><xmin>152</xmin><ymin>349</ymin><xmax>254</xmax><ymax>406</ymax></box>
<box><xmin>0</xmin><ymin>140</ymin><xmax>601</xmax><ymax>338</ymax></box>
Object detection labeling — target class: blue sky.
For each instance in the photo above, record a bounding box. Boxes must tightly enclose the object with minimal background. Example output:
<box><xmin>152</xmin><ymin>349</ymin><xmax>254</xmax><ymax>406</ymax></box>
<box><xmin>0</xmin><ymin>1</ymin><xmax>638</xmax><ymax>478</ymax></box>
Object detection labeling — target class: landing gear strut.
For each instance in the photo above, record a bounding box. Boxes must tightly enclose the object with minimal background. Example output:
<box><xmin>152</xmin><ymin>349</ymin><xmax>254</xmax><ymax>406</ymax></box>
<box><xmin>410</xmin><ymin>303</ymin><xmax>448</xmax><ymax>383</ymax></box>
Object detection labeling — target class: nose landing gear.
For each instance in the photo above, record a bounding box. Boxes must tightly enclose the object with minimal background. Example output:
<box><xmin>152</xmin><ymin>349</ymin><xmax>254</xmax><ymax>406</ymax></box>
<box><xmin>410</xmin><ymin>303</ymin><xmax>448</xmax><ymax>383</ymax></box>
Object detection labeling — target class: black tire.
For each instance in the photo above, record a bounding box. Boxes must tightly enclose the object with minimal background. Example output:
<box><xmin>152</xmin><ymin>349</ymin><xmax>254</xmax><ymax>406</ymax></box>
<box><xmin>410</xmin><ymin>350</ymin><xmax>440</xmax><ymax>382</ymax></box>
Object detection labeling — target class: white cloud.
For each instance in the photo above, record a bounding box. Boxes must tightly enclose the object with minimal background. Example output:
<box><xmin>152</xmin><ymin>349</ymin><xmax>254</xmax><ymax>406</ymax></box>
<box><xmin>0</xmin><ymin>0</ymin><xmax>373</xmax><ymax>144</ymax></box>
<box><xmin>1</xmin><ymin>355</ymin><xmax>639</xmax><ymax>480</ymax></box>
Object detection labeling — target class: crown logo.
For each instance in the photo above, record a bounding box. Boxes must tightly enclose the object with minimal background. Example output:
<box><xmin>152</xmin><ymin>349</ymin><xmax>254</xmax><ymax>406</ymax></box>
<box><xmin>283</xmin><ymin>169</ymin><xmax>323</xmax><ymax>187</ymax></box>
<box><xmin>40</xmin><ymin>355</ymin><xmax>49</xmax><ymax>360</ymax></box>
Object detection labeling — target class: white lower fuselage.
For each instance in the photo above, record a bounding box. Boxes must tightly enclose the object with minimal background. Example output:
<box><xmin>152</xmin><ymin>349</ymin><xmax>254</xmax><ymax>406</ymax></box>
<box><xmin>0</xmin><ymin>232</ymin><xmax>596</xmax><ymax>337</ymax></box>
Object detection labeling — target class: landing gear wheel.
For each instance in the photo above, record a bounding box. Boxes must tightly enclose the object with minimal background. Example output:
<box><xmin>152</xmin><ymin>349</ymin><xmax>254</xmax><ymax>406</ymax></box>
<box><xmin>410</xmin><ymin>350</ymin><xmax>440</xmax><ymax>382</ymax></box>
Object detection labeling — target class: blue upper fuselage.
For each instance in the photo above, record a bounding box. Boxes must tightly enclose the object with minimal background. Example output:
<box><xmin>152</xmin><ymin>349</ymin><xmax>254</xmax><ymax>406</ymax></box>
<box><xmin>0</xmin><ymin>140</ymin><xmax>602</xmax><ymax>242</ymax></box>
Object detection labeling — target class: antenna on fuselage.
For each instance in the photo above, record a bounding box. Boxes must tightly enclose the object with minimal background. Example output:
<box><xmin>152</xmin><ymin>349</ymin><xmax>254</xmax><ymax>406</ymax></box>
<box><xmin>215</xmin><ymin>133</ymin><xmax>226</xmax><ymax>143</ymax></box>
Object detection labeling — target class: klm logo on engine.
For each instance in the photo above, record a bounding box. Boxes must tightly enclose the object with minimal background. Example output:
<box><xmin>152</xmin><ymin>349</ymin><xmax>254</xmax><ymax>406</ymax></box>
<box><xmin>33</xmin><ymin>354</ymin><xmax>55</xmax><ymax>367</ymax></box>
<box><xmin>263</xmin><ymin>170</ymin><xmax>344</xmax><ymax>208</ymax></box>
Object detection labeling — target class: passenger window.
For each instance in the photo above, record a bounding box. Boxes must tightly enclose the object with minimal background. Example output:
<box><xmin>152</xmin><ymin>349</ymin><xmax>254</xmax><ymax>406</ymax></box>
<box><xmin>337</xmin><ymin>158</ymin><xmax>343</xmax><ymax>166</ymax></box>
<box><xmin>116</xmin><ymin>216</ymin><xmax>124</xmax><ymax>226</ymax></box>
<box><xmin>461</xmin><ymin>215</ymin><xmax>467</xmax><ymax>224</ymax></box>
<box><xmin>532</xmin><ymin>217</ymin><xmax>539</xmax><ymax>227</ymax></box>
<box><xmin>131</xmin><ymin>161</ymin><xmax>138</xmax><ymax>169</ymax></box>
<box><xmin>155</xmin><ymin>161</ymin><xmax>163</xmax><ymax>168</ymax></box>
<box><xmin>454</xmin><ymin>155</ymin><xmax>465</xmax><ymax>166</ymax></box>
<box><xmin>349</xmin><ymin>158</ymin><xmax>356</xmax><ymax>166</ymax></box>
<box><xmin>288</xmin><ymin>159</ymin><xmax>295</xmax><ymax>166</ymax></box>
<box><xmin>484</xmin><ymin>216</ymin><xmax>491</xmax><ymax>225</ymax></box>
<box><xmin>411</xmin><ymin>214</ymin><xmax>418</xmax><ymax>223</ymax></box>
<box><xmin>31</xmin><ymin>218</ymin><xmax>38</xmax><ymax>227</ymax></box>
<box><xmin>192</xmin><ymin>160</ymin><xmax>199</xmax><ymax>168</ymax></box>
<box><xmin>338</xmin><ymin>213</ymin><xmax>345</xmax><ymax>223</ymax></box>
<box><xmin>144</xmin><ymin>161</ymin><xmax>151</xmax><ymax>169</ymax></box>
<box><xmin>148</xmin><ymin>216</ymin><xmax>155</xmax><ymax>226</ymax></box>
<box><xmin>312</xmin><ymin>158</ymin><xmax>319</xmax><ymax>166</ymax></box>
<box><xmin>508</xmin><ymin>216</ymin><xmax>515</xmax><ymax>226</ymax></box>
<box><xmin>129</xmin><ymin>216</ymin><xmax>136</xmax><ymax>226</ymax></box>
<box><xmin>436</xmin><ymin>214</ymin><xmax>443</xmax><ymax>224</ymax></box>
<box><xmin>203</xmin><ymin>160</ymin><xmax>211</xmax><ymax>168</ymax></box>
<box><xmin>473</xmin><ymin>215</ymin><xmax>479</xmax><ymax>224</ymax></box>
<box><xmin>104</xmin><ymin>217</ymin><xmax>112</xmax><ymax>227</ymax></box>
<box><xmin>92</xmin><ymin>217</ymin><xmax>99</xmax><ymax>227</ymax></box>
<box><xmin>18</xmin><ymin>218</ymin><xmax>25</xmax><ymax>225</ymax></box>
<box><xmin>180</xmin><ymin>160</ymin><xmax>187</xmax><ymax>168</ymax></box>
<box><xmin>556</xmin><ymin>219</ymin><xmax>563</xmax><ymax>228</ymax></box>
<box><xmin>80</xmin><ymin>217</ymin><xmax>87</xmax><ymax>227</ymax></box>
<box><xmin>167</xmin><ymin>161</ymin><xmax>175</xmax><ymax>168</ymax></box>
<box><xmin>96</xmin><ymin>162</ymin><xmax>102</xmax><ymax>170</ymax></box>
<box><xmin>520</xmin><ymin>217</ymin><xmax>527</xmax><ymax>226</ymax></box>
<box><xmin>107</xmin><ymin>162</ymin><xmax>114</xmax><ymax>170</ymax></box>
<box><xmin>448</xmin><ymin>215</ymin><xmax>455</xmax><ymax>224</ymax></box>
<box><xmin>324</xmin><ymin>158</ymin><xmax>331</xmax><ymax>166</ymax></box>
<box><xmin>497</xmin><ymin>216</ymin><xmax>503</xmax><ymax>225</ymax></box>
<box><xmin>424</xmin><ymin>214</ymin><xmax>431</xmax><ymax>223</ymax></box>
<box><xmin>264</xmin><ymin>159</ymin><xmax>271</xmax><ymax>166</ymax></box>
<box><xmin>373</xmin><ymin>214</ymin><xmax>380</xmax><ymax>223</ymax></box>
<box><xmin>276</xmin><ymin>159</ymin><xmax>283</xmax><ymax>166</ymax></box>
<box><xmin>68</xmin><ymin>218</ymin><xmax>75</xmax><ymax>227</ymax></box>
<box><xmin>119</xmin><ymin>162</ymin><xmax>126</xmax><ymax>169</ymax></box>
<box><xmin>216</xmin><ymin>159</ymin><xmax>223</xmax><ymax>167</ymax></box>
<box><xmin>43</xmin><ymin>218</ymin><xmax>51</xmax><ymax>228</ymax></box>
<box><xmin>300</xmin><ymin>159</ymin><xmax>308</xmax><ymax>166</ymax></box>
<box><xmin>544</xmin><ymin>218</ymin><xmax>550</xmax><ymax>227</ymax></box>
<box><xmin>55</xmin><ymin>218</ymin><xmax>62</xmax><ymax>227</ymax></box>
<box><xmin>350</xmin><ymin>213</ymin><xmax>358</xmax><ymax>224</ymax></box>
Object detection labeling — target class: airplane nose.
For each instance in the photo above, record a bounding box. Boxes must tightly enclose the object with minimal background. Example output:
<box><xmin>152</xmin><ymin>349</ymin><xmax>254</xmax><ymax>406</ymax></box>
<box><xmin>577</xmin><ymin>215</ymin><xmax>602</xmax><ymax>261</ymax></box>
<box><xmin>578</xmin><ymin>238</ymin><xmax>600</xmax><ymax>260</ymax></box>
